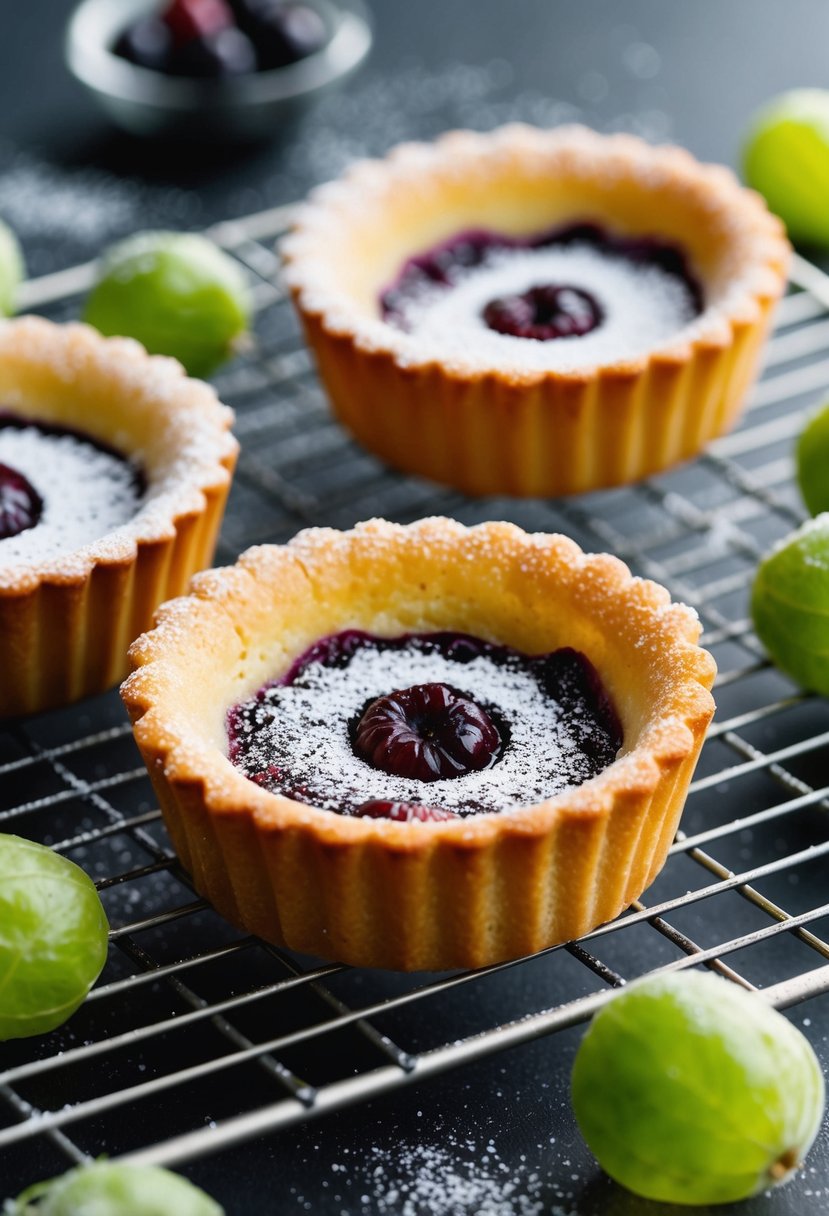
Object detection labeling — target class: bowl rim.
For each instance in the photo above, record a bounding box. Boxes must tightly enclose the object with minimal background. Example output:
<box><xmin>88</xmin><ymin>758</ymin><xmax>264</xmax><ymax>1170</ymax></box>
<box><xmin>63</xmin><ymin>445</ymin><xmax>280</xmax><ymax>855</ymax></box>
<box><xmin>65</xmin><ymin>0</ymin><xmax>373</xmax><ymax>113</ymax></box>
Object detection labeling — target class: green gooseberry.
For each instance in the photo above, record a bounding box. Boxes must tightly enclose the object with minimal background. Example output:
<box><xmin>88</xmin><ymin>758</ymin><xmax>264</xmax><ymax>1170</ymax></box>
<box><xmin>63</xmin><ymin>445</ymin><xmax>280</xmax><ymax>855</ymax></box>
<box><xmin>0</xmin><ymin>218</ymin><xmax>24</xmax><ymax>317</ymax></box>
<box><xmin>0</xmin><ymin>834</ymin><xmax>109</xmax><ymax>1040</ymax></box>
<box><xmin>797</xmin><ymin>402</ymin><xmax>829</xmax><ymax>515</ymax></box>
<box><xmin>571</xmin><ymin>971</ymin><xmax>825</xmax><ymax>1206</ymax></box>
<box><xmin>743</xmin><ymin>89</ymin><xmax>829</xmax><ymax>246</ymax></box>
<box><xmin>751</xmin><ymin>515</ymin><xmax>829</xmax><ymax>694</ymax></box>
<box><xmin>83</xmin><ymin>231</ymin><xmax>252</xmax><ymax>378</ymax></box>
<box><xmin>7</xmin><ymin>1162</ymin><xmax>224</xmax><ymax>1215</ymax></box>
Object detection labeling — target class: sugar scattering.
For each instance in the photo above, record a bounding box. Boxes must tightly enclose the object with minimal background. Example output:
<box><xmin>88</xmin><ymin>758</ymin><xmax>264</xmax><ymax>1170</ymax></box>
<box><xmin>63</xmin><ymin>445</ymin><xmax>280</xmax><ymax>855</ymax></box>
<box><xmin>363</xmin><ymin>1140</ymin><xmax>549</xmax><ymax>1216</ymax></box>
<box><xmin>312</xmin><ymin>1130</ymin><xmax>585</xmax><ymax>1216</ymax></box>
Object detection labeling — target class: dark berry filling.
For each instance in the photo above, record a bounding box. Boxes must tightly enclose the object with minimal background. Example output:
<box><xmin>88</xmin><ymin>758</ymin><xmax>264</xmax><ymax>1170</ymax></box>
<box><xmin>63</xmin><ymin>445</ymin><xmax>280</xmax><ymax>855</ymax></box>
<box><xmin>483</xmin><ymin>284</ymin><xmax>602</xmax><ymax>341</ymax></box>
<box><xmin>355</xmin><ymin>800</ymin><xmax>458</xmax><ymax>823</ymax></box>
<box><xmin>380</xmin><ymin>221</ymin><xmax>702</xmax><ymax>337</ymax></box>
<box><xmin>227</xmin><ymin>631</ymin><xmax>623</xmax><ymax>820</ymax></box>
<box><xmin>114</xmin><ymin>0</ymin><xmax>328</xmax><ymax>77</ymax></box>
<box><xmin>355</xmin><ymin>683</ymin><xmax>501</xmax><ymax>782</ymax></box>
<box><xmin>0</xmin><ymin>462</ymin><xmax>42</xmax><ymax>541</ymax></box>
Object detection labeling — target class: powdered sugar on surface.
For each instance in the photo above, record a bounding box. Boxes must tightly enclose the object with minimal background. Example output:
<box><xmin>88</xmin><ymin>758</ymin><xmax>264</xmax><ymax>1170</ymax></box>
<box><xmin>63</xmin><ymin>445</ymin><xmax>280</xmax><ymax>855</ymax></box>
<box><xmin>395</xmin><ymin>243</ymin><xmax>698</xmax><ymax>373</ymax></box>
<box><xmin>231</xmin><ymin>640</ymin><xmax>614</xmax><ymax>816</ymax></box>
<box><xmin>277</xmin><ymin>57</ymin><xmax>673</xmax><ymax>195</ymax></box>
<box><xmin>359</xmin><ymin>1141</ymin><xmax>549</xmax><ymax>1216</ymax></box>
<box><xmin>0</xmin><ymin>144</ymin><xmax>202</xmax><ymax>277</ymax></box>
<box><xmin>293</xmin><ymin>1123</ymin><xmax>586</xmax><ymax>1216</ymax></box>
<box><xmin>0</xmin><ymin>425</ymin><xmax>141</xmax><ymax>565</ymax></box>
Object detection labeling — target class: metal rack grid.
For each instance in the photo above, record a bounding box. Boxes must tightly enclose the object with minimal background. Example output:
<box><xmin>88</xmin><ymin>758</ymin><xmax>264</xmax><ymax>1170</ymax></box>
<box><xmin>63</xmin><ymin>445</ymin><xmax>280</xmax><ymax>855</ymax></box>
<box><xmin>3</xmin><ymin>208</ymin><xmax>829</xmax><ymax>1190</ymax></box>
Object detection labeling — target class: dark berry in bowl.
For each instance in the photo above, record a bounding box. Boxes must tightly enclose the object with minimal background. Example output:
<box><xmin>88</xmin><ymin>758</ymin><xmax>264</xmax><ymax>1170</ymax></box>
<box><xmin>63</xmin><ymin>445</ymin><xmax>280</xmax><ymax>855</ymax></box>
<box><xmin>230</xmin><ymin>0</ymin><xmax>328</xmax><ymax>69</ymax></box>
<box><xmin>483</xmin><ymin>284</ymin><xmax>603</xmax><ymax>341</ymax></box>
<box><xmin>112</xmin><ymin>0</ymin><xmax>328</xmax><ymax>80</ymax></box>
<box><xmin>0</xmin><ymin>462</ymin><xmax>43</xmax><ymax>541</ymax></box>
<box><xmin>163</xmin><ymin>0</ymin><xmax>235</xmax><ymax>46</ymax></box>
<box><xmin>355</xmin><ymin>800</ymin><xmax>458</xmax><ymax>823</ymax></box>
<box><xmin>171</xmin><ymin>26</ymin><xmax>258</xmax><ymax>76</ymax></box>
<box><xmin>71</xmin><ymin>0</ymin><xmax>371</xmax><ymax>144</ymax></box>
<box><xmin>355</xmin><ymin>683</ymin><xmax>502</xmax><ymax>782</ymax></box>
<box><xmin>114</xmin><ymin>16</ymin><xmax>175</xmax><ymax>72</ymax></box>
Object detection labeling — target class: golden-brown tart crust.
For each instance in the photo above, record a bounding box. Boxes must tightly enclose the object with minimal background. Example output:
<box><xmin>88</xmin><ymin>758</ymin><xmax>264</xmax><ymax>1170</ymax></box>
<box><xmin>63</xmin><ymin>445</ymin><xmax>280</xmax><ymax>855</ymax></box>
<box><xmin>122</xmin><ymin>517</ymin><xmax>716</xmax><ymax>971</ymax></box>
<box><xmin>0</xmin><ymin>317</ymin><xmax>238</xmax><ymax>717</ymax></box>
<box><xmin>284</xmin><ymin>124</ymin><xmax>790</xmax><ymax>497</ymax></box>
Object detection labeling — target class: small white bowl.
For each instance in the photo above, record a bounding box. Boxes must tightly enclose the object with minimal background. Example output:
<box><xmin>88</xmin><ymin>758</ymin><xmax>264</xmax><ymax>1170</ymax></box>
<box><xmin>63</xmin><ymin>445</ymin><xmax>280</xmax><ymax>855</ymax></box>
<box><xmin>65</xmin><ymin>0</ymin><xmax>372</xmax><ymax>142</ymax></box>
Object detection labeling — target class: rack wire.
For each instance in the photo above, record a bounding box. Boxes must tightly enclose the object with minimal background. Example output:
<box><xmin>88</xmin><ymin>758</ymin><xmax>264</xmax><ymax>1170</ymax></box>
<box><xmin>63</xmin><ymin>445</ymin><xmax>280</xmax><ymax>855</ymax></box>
<box><xmin>3</xmin><ymin>208</ymin><xmax>829</xmax><ymax>1190</ymax></box>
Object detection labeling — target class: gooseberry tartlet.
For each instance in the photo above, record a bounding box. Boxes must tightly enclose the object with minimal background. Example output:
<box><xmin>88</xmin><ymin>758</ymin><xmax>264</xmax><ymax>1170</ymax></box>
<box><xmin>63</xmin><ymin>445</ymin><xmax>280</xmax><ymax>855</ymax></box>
<box><xmin>0</xmin><ymin>317</ymin><xmax>238</xmax><ymax>717</ymax></box>
<box><xmin>284</xmin><ymin>124</ymin><xmax>790</xmax><ymax>497</ymax></box>
<box><xmin>122</xmin><ymin>518</ymin><xmax>715</xmax><ymax>971</ymax></box>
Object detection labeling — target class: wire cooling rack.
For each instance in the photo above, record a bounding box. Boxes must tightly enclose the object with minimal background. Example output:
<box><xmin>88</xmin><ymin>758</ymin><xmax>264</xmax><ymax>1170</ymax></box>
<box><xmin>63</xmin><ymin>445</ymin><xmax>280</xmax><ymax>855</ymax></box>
<box><xmin>3</xmin><ymin>208</ymin><xmax>829</xmax><ymax>1192</ymax></box>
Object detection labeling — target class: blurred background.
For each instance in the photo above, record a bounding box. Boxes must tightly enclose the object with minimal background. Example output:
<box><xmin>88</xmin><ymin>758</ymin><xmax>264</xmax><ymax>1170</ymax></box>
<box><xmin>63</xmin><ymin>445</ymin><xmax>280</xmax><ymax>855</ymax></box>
<box><xmin>3</xmin><ymin>0</ymin><xmax>829</xmax><ymax>276</ymax></box>
<box><xmin>3</xmin><ymin>2</ymin><xmax>829</xmax><ymax>1213</ymax></box>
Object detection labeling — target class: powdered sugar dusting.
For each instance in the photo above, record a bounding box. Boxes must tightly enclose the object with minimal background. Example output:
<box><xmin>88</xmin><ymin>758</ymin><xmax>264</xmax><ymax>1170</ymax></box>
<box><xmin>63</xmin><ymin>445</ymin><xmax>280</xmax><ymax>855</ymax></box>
<box><xmin>0</xmin><ymin>425</ymin><xmax>140</xmax><ymax>565</ymax></box>
<box><xmin>360</xmin><ymin>1140</ymin><xmax>549</xmax><ymax>1216</ymax></box>
<box><xmin>306</xmin><ymin>1129</ymin><xmax>586</xmax><ymax>1216</ymax></box>
<box><xmin>230</xmin><ymin>638</ymin><xmax>618</xmax><ymax>816</ymax></box>
<box><xmin>0</xmin><ymin>318</ymin><xmax>237</xmax><ymax>587</ymax></box>
<box><xmin>395</xmin><ymin>243</ymin><xmax>697</xmax><ymax>372</ymax></box>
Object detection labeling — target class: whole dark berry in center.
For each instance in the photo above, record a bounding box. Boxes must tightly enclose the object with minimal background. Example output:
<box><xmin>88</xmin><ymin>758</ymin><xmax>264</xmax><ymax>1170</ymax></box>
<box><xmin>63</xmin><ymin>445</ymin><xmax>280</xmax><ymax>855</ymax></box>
<box><xmin>483</xmin><ymin>284</ymin><xmax>602</xmax><ymax>341</ymax></box>
<box><xmin>354</xmin><ymin>683</ymin><xmax>501</xmax><ymax>782</ymax></box>
<box><xmin>0</xmin><ymin>462</ymin><xmax>43</xmax><ymax>541</ymax></box>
